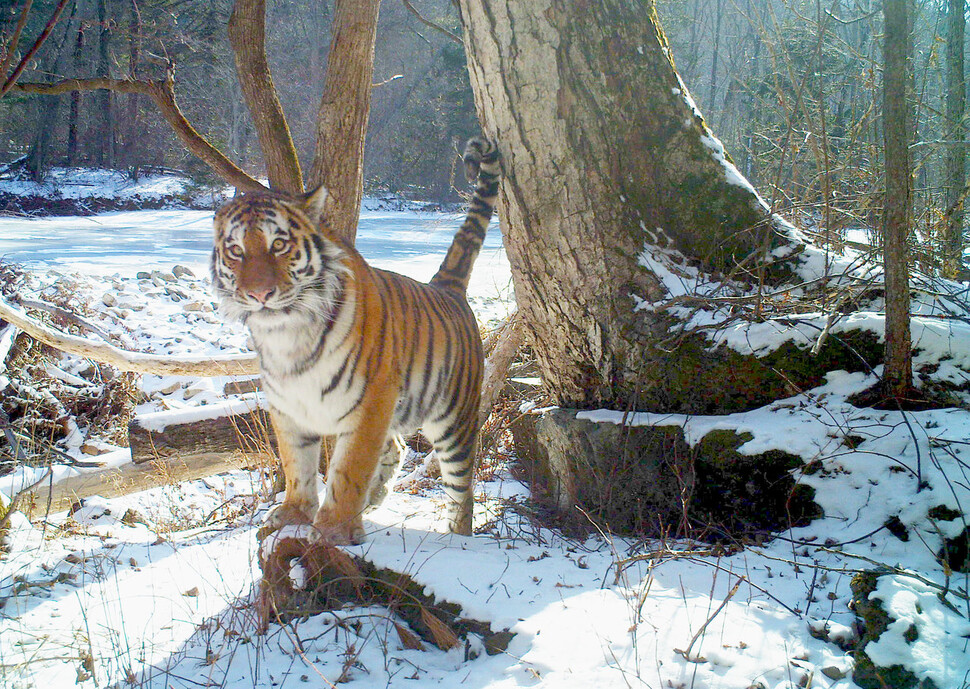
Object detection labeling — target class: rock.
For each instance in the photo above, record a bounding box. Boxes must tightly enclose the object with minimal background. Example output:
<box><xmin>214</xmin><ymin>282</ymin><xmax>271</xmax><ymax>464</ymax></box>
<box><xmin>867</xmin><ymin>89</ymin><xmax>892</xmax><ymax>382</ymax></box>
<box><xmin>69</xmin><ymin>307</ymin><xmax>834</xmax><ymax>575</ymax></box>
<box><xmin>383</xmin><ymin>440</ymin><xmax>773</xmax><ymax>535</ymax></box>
<box><xmin>164</xmin><ymin>286</ymin><xmax>188</xmax><ymax>301</ymax></box>
<box><xmin>135</xmin><ymin>271</ymin><xmax>152</xmax><ymax>280</ymax></box>
<box><xmin>821</xmin><ymin>666</ymin><xmax>847</xmax><ymax>680</ymax></box>
<box><xmin>224</xmin><ymin>377</ymin><xmax>262</xmax><ymax>395</ymax></box>
<box><xmin>511</xmin><ymin>408</ymin><xmax>821</xmax><ymax>537</ymax></box>
<box><xmin>182</xmin><ymin>300</ymin><xmax>210</xmax><ymax>312</ymax></box>
<box><xmin>121</xmin><ymin>508</ymin><xmax>148</xmax><ymax>526</ymax></box>
<box><xmin>80</xmin><ymin>441</ymin><xmax>109</xmax><ymax>456</ymax></box>
<box><xmin>151</xmin><ymin>270</ymin><xmax>177</xmax><ymax>283</ymax></box>
<box><xmin>101</xmin><ymin>292</ymin><xmax>117</xmax><ymax>307</ymax></box>
<box><xmin>173</xmin><ymin>264</ymin><xmax>195</xmax><ymax>278</ymax></box>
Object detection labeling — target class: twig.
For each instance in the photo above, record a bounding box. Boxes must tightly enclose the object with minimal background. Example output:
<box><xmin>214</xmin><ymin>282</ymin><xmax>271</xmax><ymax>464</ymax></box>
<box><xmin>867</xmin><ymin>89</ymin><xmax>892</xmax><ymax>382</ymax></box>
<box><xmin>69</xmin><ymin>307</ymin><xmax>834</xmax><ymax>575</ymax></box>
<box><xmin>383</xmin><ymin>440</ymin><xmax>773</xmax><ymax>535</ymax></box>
<box><xmin>401</xmin><ymin>0</ymin><xmax>462</xmax><ymax>44</ymax></box>
<box><xmin>675</xmin><ymin>576</ymin><xmax>744</xmax><ymax>662</ymax></box>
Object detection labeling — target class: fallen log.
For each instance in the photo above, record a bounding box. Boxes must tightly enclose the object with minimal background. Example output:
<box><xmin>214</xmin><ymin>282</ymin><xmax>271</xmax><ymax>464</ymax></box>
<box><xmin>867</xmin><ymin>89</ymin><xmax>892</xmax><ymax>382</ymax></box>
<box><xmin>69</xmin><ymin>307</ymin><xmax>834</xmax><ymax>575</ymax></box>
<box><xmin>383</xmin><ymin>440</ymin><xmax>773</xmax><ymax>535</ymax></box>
<box><xmin>17</xmin><ymin>399</ymin><xmax>277</xmax><ymax>516</ymax></box>
<box><xmin>257</xmin><ymin>529</ymin><xmax>514</xmax><ymax>656</ymax></box>
<box><xmin>128</xmin><ymin>396</ymin><xmax>276</xmax><ymax>464</ymax></box>
<box><xmin>20</xmin><ymin>447</ymin><xmax>274</xmax><ymax>517</ymax></box>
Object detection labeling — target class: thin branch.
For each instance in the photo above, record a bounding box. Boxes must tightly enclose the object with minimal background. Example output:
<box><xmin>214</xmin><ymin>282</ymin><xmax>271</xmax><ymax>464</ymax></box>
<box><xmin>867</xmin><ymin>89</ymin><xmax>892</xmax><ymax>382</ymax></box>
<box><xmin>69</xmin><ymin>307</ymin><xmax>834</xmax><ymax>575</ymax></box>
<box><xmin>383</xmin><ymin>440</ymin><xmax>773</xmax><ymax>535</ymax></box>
<box><xmin>0</xmin><ymin>0</ymin><xmax>72</xmax><ymax>99</ymax></box>
<box><xmin>401</xmin><ymin>0</ymin><xmax>462</xmax><ymax>44</ymax></box>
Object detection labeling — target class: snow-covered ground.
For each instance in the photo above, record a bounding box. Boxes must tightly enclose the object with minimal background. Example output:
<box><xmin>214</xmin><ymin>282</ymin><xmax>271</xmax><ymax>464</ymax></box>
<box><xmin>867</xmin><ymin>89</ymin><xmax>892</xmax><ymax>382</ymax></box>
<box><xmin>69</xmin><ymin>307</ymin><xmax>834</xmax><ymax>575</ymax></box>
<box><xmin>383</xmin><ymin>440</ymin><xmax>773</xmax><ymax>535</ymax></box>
<box><xmin>0</xmin><ymin>196</ymin><xmax>968</xmax><ymax>688</ymax></box>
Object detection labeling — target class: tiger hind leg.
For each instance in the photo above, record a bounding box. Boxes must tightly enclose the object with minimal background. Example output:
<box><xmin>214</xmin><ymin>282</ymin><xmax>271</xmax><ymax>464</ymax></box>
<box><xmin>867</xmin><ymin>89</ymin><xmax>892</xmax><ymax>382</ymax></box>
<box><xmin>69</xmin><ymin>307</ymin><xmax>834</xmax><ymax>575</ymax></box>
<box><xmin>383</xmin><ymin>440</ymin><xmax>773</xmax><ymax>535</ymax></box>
<box><xmin>426</xmin><ymin>424</ymin><xmax>478</xmax><ymax>536</ymax></box>
<box><xmin>364</xmin><ymin>435</ymin><xmax>405</xmax><ymax>510</ymax></box>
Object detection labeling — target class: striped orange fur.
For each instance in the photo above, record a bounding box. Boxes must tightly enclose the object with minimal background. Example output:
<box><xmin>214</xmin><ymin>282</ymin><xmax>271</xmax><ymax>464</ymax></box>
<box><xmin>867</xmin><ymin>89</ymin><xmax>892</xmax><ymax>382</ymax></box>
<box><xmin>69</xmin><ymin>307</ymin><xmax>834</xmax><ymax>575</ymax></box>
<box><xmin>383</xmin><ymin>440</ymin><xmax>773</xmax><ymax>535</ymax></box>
<box><xmin>211</xmin><ymin>138</ymin><xmax>501</xmax><ymax>544</ymax></box>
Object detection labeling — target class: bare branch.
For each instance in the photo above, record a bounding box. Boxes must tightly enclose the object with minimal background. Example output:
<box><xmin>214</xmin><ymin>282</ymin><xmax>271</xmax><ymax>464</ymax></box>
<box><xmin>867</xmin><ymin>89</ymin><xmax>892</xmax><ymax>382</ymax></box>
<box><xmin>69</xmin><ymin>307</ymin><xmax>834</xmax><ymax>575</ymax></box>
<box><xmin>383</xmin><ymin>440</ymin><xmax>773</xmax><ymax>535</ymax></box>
<box><xmin>401</xmin><ymin>0</ymin><xmax>462</xmax><ymax>44</ymax></box>
<box><xmin>0</xmin><ymin>0</ymin><xmax>72</xmax><ymax>99</ymax></box>
<box><xmin>12</xmin><ymin>69</ymin><xmax>267</xmax><ymax>192</ymax></box>
<box><xmin>0</xmin><ymin>295</ymin><xmax>259</xmax><ymax>376</ymax></box>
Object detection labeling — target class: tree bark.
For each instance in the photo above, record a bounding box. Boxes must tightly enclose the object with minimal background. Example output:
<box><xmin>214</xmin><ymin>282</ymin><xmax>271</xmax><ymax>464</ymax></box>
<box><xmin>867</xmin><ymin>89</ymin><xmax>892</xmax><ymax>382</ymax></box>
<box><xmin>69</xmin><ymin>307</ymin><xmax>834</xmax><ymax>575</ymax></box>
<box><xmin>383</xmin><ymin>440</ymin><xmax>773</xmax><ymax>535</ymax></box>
<box><xmin>308</xmin><ymin>0</ymin><xmax>381</xmax><ymax>245</ymax></box>
<box><xmin>943</xmin><ymin>0</ymin><xmax>966</xmax><ymax>278</ymax></box>
<box><xmin>94</xmin><ymin>0</ymin><xmax>116</xmax><ymax>168</ymax></box>
<box><xmin>227</xmin><ymin>0</ymin><xmax>304</xmax><ymax>194</ymax></box>
<box><xmin>882</xmin><ymin>0</ymin><xmax>913</xmax><ymax>398</ymax></box>
<box><xmin>457</xmin><ymin>0</ymin><xmax>797</xmax><ymax>410</ymax></box>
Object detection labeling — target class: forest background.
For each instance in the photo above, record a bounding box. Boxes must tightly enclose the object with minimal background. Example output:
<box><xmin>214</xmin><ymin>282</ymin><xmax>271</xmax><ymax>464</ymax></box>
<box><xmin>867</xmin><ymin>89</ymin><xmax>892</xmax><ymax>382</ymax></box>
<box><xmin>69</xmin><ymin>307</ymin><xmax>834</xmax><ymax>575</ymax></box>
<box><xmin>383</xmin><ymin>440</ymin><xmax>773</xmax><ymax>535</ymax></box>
<box><xmin>2</xmin><ymin>0</ymin><xmax>962</xmax><ymax>252</ymax></box>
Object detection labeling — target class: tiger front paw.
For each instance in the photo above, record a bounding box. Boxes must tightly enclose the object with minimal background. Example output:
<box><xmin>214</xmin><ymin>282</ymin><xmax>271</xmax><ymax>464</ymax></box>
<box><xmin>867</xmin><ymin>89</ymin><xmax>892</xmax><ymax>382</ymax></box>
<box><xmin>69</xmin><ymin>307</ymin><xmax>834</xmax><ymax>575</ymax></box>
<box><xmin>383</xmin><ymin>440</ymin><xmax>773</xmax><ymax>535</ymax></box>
<box><xmin>308</xmin><ymin>507</ymin><xmax>367</xmax><ymax>546</ymax></box>
<box><xmin>263</xmin><ymin>501</ymin><xmax>315</xmax><ymax>531</ymax></box>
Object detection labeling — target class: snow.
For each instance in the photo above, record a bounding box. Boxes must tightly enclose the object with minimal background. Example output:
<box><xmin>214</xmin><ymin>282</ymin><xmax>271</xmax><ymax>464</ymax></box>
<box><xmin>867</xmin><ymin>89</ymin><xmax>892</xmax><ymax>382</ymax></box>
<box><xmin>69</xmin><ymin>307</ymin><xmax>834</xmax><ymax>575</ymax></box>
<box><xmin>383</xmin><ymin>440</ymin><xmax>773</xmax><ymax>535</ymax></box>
<box><xmin>0</xmin><ymin>179</ymin><xmax>967</xmax><ymax>688</ymax></box>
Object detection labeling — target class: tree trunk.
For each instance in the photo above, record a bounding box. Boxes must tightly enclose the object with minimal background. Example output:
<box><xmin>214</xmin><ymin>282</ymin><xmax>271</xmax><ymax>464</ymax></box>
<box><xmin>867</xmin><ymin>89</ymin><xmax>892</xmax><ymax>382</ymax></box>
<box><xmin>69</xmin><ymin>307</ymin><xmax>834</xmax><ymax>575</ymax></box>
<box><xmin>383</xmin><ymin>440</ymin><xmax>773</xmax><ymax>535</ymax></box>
<box><xmin>882</xmin><ymin>0</ymin><xmax>913</xmax><ymax>399</ymax></box>
<box><xmin>943</xmin><ymin>0</ymin><xmax>966</xmax><ymax>278</ymax></box>
<box><xmin>95</xmin><ymin>0</ymin><xmax>115</xmax><ymax>168</ymax></box>
<box><xmin>308</xmin><ymin>0</ymin><xmax>381</xmax><ymax>245</ymax></box>
<box><xmin>67</xmin><ymin>21</ymin><xmax>84</xmax><ymax>166</ymax></box>
<box><xmin>228</xmin><ymin>0</ymin><xmax>304</xmax><ymax>194</ymax></box>
<box><xmin>457</xmin><ymin>0</ymin><xmax>799</xmax><ymax>411</ymax></box>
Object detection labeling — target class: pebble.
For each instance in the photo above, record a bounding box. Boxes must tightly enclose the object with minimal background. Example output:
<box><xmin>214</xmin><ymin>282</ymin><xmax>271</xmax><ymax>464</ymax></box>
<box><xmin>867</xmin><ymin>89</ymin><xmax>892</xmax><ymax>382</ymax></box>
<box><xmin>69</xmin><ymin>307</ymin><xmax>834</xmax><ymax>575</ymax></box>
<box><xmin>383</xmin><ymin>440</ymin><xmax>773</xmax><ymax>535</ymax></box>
<box><xmin>821</xmin><ymin>666</ymin><xmax>847</xmax><ymax>680</ymax></box>
<box><xmin>136</xmin><ymin>271</ymin><xmax>152</xmax><ymax>280</ymax></box>
<box><xmin>173</xmin><ymin>265</ymin><xmax>195</xmax><ymax>279</ymax></box>
<box><xmin>101</xmin><ymin>292</ymin><xmax>117</xmax><ymax>307</ymax></box>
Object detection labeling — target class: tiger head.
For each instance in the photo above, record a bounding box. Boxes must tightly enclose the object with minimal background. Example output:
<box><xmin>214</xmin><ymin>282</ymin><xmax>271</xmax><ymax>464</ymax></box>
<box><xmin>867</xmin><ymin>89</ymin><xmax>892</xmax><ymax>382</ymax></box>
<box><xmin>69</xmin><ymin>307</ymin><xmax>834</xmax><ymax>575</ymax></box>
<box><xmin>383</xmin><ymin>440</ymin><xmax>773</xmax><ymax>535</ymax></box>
<box><xmin>211</xmin><ymin>185</ymin><xmax>347</xmax><ymax>322</ymax></box>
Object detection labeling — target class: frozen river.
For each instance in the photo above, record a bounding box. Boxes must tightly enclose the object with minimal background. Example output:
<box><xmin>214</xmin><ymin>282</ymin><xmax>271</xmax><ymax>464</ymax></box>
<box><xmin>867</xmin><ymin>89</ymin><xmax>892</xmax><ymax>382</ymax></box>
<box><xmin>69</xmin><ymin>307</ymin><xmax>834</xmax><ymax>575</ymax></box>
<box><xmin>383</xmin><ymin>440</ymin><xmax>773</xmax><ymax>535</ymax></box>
<box><xmin>0</xmin><ymin>208</ymin><xmax>511</xmax><ymax>296</ymax></box>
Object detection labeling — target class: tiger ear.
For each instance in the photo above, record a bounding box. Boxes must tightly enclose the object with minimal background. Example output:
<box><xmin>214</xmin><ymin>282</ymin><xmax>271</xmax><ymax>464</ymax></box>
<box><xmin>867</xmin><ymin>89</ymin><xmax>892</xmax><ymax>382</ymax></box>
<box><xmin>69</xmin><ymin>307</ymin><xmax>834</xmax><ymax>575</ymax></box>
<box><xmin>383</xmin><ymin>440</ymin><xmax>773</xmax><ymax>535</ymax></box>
<box><xmin>301</xmin><ymin>184</ymin><xmax>330</xmax><ymax>227</ymax></box>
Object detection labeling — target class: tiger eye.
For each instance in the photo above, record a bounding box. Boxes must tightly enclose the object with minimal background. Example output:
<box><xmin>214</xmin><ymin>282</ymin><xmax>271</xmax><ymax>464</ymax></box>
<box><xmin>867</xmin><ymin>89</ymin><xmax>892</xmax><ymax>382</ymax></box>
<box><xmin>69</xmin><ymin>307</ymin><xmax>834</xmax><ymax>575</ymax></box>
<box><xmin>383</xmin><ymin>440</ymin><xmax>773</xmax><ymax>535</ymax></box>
<box><xmin>227</xmin><ymin>244</ymin><xmax>244</xmax><ymax>259</ymax></box>
<box><xmin>271</xmin><ymin>238</ymin><xmax>288</xmax><ymax>253</ymax></box>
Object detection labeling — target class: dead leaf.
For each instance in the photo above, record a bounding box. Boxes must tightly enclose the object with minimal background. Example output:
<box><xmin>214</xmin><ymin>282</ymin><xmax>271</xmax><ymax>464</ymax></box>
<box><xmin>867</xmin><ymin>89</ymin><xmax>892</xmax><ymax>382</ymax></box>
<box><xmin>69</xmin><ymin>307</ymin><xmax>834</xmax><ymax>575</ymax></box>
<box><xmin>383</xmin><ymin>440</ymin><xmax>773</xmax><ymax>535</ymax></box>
<box><xmin>420</xmin><ymin>607</ymin><xmax>460</xmax><ymax>651</ymax></box>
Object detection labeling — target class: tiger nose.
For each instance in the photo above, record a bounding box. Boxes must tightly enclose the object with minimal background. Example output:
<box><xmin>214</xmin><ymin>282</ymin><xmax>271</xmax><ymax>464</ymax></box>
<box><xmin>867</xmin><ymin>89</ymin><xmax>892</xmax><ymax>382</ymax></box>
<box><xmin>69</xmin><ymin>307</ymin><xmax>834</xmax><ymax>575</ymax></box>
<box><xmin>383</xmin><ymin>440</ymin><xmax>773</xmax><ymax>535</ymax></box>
<box><xmin>246</xmin><ymin>287</ymin><xmax>275</xmax><ymax>304</ymax></box>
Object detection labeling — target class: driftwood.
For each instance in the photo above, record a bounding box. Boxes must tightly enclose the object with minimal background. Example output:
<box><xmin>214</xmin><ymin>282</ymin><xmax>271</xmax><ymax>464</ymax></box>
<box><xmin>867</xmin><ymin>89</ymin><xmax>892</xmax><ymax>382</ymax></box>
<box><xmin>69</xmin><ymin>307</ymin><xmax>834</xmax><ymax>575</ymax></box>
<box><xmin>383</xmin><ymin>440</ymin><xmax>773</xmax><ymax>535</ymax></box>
<box><xmin>257</xmin><ymin>533</ymin><xmax>514</xmax><ymax>655</ymax></box>
<box><xmin>0</xmin><ymin>295</ymin><xmax>259</xmax><ymax>376</ymax></box>
<box><xmin>20</xmin><ymin>447</ymin><xmax>274</xmax><ymax>517</ymax></box>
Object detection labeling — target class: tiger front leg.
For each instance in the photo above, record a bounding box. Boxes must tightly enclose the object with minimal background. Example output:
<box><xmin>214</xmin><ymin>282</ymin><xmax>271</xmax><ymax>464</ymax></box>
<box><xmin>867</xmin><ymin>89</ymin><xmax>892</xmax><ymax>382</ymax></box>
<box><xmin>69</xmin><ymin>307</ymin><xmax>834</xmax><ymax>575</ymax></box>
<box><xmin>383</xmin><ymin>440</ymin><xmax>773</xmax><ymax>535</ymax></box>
<box><xmin>311</xmin><ymin>393</ymin><xmax>395</xmax><ymax>545</ymax></box>
<box><xmin>264</xmin><ymin>409</ymin><xmax>321</xmax><ymax>531</ymax></box>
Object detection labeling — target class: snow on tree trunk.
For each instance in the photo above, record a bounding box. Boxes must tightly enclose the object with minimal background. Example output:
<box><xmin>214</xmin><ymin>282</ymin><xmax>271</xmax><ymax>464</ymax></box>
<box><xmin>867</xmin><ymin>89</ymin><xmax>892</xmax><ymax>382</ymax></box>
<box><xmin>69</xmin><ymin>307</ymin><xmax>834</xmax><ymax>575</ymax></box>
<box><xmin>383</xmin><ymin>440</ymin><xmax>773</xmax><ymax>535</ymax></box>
<box><xmin>457</xmin><ymin>0</ymin><xmax>802</xmax><ymax>410</ymax></box>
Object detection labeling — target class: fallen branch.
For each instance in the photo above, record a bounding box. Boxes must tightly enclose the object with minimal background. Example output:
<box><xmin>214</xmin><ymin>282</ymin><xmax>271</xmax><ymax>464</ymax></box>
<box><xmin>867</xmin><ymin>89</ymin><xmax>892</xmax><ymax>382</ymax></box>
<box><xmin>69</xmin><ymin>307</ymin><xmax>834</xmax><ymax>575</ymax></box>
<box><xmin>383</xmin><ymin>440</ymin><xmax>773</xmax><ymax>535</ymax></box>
<box><xmin>16</xmin><ymin>446</ymin><xmax>273</xmax><ymax>517</ymax></box>
<box><xmin>479</xmin><ymin>310</ymin><xmax>524</xmax><ymax>428</ymax></box>
<box><xmin>0</xmin><ymin>295</ymin><xmax>259</xmax><ymax>376</ymax></box>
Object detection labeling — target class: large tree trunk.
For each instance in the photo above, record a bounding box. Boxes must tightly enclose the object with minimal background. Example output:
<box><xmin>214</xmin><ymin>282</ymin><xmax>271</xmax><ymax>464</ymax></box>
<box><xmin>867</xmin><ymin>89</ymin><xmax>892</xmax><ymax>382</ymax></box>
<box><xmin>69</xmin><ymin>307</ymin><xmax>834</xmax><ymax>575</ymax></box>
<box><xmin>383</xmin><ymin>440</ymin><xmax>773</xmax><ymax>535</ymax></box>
<box><xmin>457</xmin><ymin>0</ymin><xmax>799</xmax><ymax>411</ymax></box>
<box><xmin>882</xmin><ymin>0</ymin><xmax>913</xmax><ymax>399</ymax></box>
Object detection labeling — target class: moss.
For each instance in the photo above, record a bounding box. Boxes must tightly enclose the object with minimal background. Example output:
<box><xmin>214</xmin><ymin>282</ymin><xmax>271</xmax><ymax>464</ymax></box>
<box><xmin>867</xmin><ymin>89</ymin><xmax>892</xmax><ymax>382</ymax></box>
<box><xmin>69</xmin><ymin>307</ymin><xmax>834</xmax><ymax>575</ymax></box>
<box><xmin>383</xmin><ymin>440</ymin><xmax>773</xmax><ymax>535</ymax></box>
<box><xmin>938</xmin><ymin>527</ymin><xmax>970</xmax><ymax>573</ymax></box>
<box><xmin>626</xmin><ymin>328</ymin><xmax>884</xmax><ymax>415</ymax></box>
<box><xmin>928</xmin><ymin>505</ymin><xmax>962</xmax><ymax>522</ymax></box>
<box><xmin>691</xmin><ymin>430</ymin><xmax>822</xmax><ymax>536</ymax></box>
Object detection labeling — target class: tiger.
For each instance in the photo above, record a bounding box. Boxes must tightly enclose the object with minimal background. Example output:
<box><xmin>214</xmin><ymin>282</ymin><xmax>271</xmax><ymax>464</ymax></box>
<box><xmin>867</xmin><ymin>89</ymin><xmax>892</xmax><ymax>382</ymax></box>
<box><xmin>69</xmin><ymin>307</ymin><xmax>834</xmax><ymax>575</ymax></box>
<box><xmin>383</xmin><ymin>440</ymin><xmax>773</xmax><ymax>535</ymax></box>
<box><xmin>211</xmin><ymin>137</ymin><xmax>501</xmax><ymax>545</ymax></box>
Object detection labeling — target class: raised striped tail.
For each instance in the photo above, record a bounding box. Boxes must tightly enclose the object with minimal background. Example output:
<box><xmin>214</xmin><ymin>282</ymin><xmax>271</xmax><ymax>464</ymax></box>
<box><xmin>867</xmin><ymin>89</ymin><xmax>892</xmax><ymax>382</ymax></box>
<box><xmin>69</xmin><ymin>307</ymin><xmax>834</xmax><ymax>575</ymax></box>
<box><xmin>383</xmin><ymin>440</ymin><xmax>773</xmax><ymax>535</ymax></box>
<box><xmin>430</xmin><ymin>137</ymin><xmax>501</xmax><ymax>292</ymax></box>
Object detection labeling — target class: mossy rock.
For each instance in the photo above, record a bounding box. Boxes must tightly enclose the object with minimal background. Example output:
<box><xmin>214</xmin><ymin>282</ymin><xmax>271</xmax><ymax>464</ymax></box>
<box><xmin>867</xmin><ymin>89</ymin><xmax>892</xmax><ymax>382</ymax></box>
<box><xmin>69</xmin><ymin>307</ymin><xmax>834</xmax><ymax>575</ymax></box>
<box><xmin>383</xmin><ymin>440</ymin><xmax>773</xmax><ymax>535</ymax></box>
<box><xmin>630</xmin><ymin>329</ymin><xmax>884</xmax><ymax>415</ymax></box>
<box><xmin>691</xmin><ymin>430</ymin><xmax>822</xmax><ymax>536</ymax></box>
<box><xmin>511</xmin><ymin>410</ymin><xmax>821</xmax><ymax>539</ymax></box>
<box><xmin>850</xmin><ymin>570</ymin><xmax>940</xmax><ymax>689</ymax></box>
